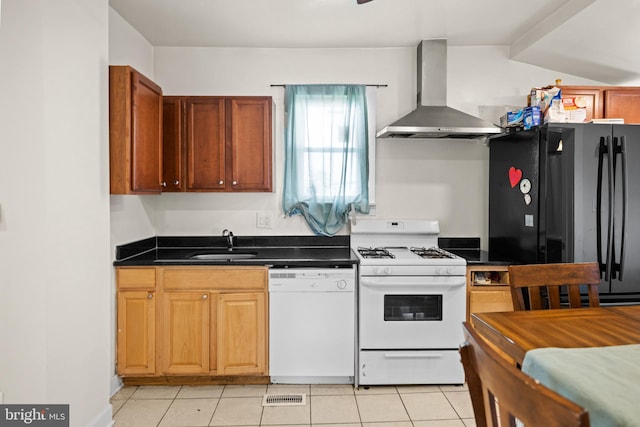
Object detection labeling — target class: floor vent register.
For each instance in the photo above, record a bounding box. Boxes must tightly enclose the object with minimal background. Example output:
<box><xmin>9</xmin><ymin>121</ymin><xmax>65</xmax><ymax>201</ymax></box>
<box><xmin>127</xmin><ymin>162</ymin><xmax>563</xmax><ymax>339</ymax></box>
<box><xmin>262</xmin><ymin>393</ymin><xmax>307</xmax><ymax>407</ymax></box>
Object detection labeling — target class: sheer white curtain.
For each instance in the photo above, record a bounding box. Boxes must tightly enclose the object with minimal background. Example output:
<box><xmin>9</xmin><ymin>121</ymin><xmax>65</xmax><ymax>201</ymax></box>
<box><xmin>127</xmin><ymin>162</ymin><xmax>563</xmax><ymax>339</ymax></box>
<box><xmin>282</xmin><ymin>84</ymin><xmax>370</xmax><ymax>236</ymax></box>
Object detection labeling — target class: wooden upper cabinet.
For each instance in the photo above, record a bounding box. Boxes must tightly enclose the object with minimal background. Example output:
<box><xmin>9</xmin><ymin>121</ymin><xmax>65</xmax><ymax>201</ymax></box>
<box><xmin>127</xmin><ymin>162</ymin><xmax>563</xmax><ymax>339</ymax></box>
<box><xmin>109</xmin><ymin>66</ymin><xmax>163</xmax><ymax>194</ymax></box>
<box><xmin>604</xmin><ymin>89</ymin><xmax>640</xmax><ymax>123</ymax></box>
<box><xmin>560</xmin><ymin>85</ymin><xmax>640</xmax><ymax>124</ymax></box>
<box><xmin>558</xmin><ymin>86</ymin><xmax>603</xmax><ymax>123</ymax></box>
<box><xmin>229</xmin><ymin>98</ymin><xmax>273</xmax><ymax>192</ymax></box>
<box><xmin>162</xmin><ymin>97</ymin><xmax>185</xmax><ymax>192</ymax></box>
<box><xmin>187</xmin><ymin>98</ymin><xmax>227</xmax><ymax>191</ymax></box>
<box><xmin>161</xmin><ymin>96</ymin><xmax>272</xmax><ymax>192</ymax></box>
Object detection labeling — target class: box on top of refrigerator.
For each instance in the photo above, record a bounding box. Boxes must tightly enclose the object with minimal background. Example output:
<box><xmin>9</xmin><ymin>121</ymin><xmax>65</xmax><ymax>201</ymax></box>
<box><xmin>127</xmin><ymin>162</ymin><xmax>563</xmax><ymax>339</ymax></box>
<box><xmin>500</xmin><ymin>106</ymin><xmax>540</xmax><ymax>129</ymax></box>
<box><xmin>561</xmin><ymin>97</ymin><xmax>588</xmax><ymax>123</ymax></box>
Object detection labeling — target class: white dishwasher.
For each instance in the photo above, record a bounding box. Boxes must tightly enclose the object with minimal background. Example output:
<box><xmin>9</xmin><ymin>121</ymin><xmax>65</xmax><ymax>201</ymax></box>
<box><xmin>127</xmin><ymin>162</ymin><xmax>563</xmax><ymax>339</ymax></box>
<box><xmin>269</xmin><ymin>267</ymin><xmax>356</xmax><ymax>384</ymax></box>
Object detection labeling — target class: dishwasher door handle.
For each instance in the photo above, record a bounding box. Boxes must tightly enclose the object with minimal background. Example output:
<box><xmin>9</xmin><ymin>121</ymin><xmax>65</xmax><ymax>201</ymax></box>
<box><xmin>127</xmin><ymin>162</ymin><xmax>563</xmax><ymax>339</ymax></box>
<box><xmin>383</xmin><ymin>352</ymin><xmax>444</xmax><ymax>359</ymax></box>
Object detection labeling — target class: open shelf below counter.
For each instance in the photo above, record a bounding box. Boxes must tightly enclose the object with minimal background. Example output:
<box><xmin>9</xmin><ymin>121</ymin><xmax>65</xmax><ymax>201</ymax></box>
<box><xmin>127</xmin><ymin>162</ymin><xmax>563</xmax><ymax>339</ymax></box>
<box><xmin>466</xmin><ymin>265</ymin><xmax>514</xmax><ymax>323</ymax></box>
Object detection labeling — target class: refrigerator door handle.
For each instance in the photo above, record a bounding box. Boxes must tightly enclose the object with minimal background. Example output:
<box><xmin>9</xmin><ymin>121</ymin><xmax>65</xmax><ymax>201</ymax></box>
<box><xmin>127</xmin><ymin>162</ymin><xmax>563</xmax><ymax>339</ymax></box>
<box><xmin>618</xmin><ymin>136</ymin><xmax>628</xmax><ymax>280</ymax></box>
<box><xmin>605</xmin><ymin>136</ymin><xmax>615</xmax><ymax>283</ymax></box>
<box><xmin>597</xmin><ymin>136</ymin><xmax>614</xmax><ymax>281</ymax></box>
<box><xmin>596</xmin><ymin>137</ymin><xmax>605</xmax><ymax>276</ymax></box>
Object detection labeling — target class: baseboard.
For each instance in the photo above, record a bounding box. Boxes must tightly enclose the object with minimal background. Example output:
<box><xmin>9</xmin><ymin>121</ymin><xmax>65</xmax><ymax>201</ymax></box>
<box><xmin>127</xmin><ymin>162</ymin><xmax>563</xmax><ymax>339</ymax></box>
<box><xmin>121</xmin><ymin>375</ymin><xmax>270</xmax><ymax>386</ymax></box>
<box><xmin>87</xmin><ymin>403</ymin><xmax>114</xmax><ymax>427</ymax></box>
<box><xmin>110</xmin><ymin>375</ymin><xmax>123</xmax><ymax>397</ymax></box>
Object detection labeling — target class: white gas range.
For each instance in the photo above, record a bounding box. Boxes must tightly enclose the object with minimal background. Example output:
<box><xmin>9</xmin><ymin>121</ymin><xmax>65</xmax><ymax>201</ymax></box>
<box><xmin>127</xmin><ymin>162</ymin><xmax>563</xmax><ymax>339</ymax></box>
<box><xmin>351</xmin><ymin>219</ymin><xmax>466</xmax><ymax>386</ymax></box>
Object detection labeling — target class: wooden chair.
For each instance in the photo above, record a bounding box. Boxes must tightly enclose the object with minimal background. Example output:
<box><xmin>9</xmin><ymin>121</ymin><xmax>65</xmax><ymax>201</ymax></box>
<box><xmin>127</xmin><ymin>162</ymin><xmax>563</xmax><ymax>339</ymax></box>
<box><xmin>507</xmin><ymin>262</ymin><xmax>601</xmax><ymax>311</ymax></box>
<box><xmin>460</xmin><ymin>322</ymin><xmax>590</xmax><ymax>427</ymax></box>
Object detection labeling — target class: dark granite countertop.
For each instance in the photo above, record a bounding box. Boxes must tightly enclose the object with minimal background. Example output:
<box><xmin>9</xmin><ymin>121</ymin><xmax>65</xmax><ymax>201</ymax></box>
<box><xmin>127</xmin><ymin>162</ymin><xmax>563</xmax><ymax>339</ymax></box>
<box><xmin>439</xmin><ymin>237</ymin><xmax>517</xmax><ymax>266</ymax></box>
<box><xmin>444</xmin><ymin>249</ymin><xmax>515</xmax><ymax>266</ymax></box>
<box><xmin>114</xmin><ymin>235</ymin><xmax>358</xmax><ymax>268</ymax></box>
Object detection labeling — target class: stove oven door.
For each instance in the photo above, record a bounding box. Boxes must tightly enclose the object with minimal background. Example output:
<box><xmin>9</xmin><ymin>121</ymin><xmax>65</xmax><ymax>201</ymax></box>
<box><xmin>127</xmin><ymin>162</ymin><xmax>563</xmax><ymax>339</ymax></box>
<box><xmin>359</xmin><ymin>275</ymin><xmax>466</xmax><ymax>349</ymax></box>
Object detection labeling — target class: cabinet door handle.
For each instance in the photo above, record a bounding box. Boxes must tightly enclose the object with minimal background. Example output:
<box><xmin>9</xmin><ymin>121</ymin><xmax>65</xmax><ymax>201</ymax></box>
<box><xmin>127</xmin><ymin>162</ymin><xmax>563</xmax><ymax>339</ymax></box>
<box><xmin>173</xmin><ymin>180</ymin><xmax>180</xmax><ymax>186</ymax></box>
<box><xmin>161</xmin><ymin>181</ymin><xmax>167</xmax><ymax>187</ymax></box>
<box><xmin>232</xmin><ymin>181</ymin><xmax>238</xmax><ymax>186</ymax></box>
<box><xmin>218</xmin><ymin>180</ymin><xmax>224</xmax><ymax>185</ymax></box>
<box><xmin>147</xmin><ymin>293</ymin><xmax>153</xmax><ymax>299</ymax></box>
<box><xmin>202</xmin><ymin>294</ymin><xmax>208</xmax><ymax>300</ymax></box>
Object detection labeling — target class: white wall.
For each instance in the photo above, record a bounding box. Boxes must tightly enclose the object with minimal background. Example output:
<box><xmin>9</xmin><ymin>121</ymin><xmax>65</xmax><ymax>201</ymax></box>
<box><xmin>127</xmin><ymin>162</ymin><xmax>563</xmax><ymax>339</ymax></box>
<box><xmin>0</xmin><ymin>0</ymin><xmax>112</xmax><ymax>426</ymax></box>
<box><xmin>151</xmin><ymin>45</ymin><xmax>602</xmax><ymax>242</ymax></box>
<box><xmin>107</xmin><ymin>7</ymin><xmax>157</xmax><ymax>395</ymax></box>
<box><xmin>108</xmin><ymin>7</ymin><xmax>156</xmax><ymax>248</ymax></box>
<box><xmin>108</xmin><ymin>7</ymin><xmax>154</xmax><ymax>78</ymax></box>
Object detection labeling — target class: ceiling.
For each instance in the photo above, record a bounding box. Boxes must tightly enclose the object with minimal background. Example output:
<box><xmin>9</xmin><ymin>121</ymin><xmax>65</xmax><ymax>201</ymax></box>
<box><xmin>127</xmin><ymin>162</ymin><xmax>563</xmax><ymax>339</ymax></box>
<box><xmin>109</xmin><ymin>0</ymin><xmax>640</xmax><ymax>84</ymax></box>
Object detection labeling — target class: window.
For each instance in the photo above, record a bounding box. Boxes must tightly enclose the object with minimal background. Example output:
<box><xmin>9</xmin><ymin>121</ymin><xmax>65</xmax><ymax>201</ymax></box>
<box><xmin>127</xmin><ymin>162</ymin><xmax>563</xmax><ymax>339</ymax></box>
<box><xmin>283</xmin><ymin>85</ymin><xmax>375</xmax><ymax>236</ymax></box>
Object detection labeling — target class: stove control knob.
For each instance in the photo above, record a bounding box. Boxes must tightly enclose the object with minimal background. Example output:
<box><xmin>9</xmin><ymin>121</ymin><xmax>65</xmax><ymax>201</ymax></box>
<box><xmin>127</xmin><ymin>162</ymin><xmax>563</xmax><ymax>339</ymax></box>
<box><xmin>446</xmin><ymin>267</ymin><xmax>454</xmax><ymax>275</ymax></box>
<box><xmin>373</xmin><ymin>268</ymin><xmax>380</xmax><ymax>275</ymax></box>
<box><xmin>435</xmin><ymin>268</ymin><xmax>442</xmax><ymax>275</ymax></box>
<box><xmin>337</xmin><ymin>280</ymin><xmax>348</xmax><ymax>289</ymax></box>
<box><xmin>384</xmin><ymin>267</ymin><xmax>392</xmax><ymax>275</ymax></box>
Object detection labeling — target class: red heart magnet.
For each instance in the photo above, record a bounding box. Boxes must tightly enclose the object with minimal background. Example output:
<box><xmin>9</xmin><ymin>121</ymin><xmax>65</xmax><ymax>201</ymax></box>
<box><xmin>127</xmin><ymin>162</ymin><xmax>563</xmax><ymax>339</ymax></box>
<box><xmin>508</xmin><ymin>167</ymin><xmax>522</xmax><ymax>188</ymax></box>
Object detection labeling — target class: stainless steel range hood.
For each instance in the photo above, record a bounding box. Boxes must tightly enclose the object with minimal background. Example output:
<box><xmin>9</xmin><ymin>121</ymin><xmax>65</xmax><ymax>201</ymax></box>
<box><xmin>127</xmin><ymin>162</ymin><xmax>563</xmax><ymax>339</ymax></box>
<box><xmin>377</xmin><ymin>39</ymin><xmax>501</xmax><ymax>139</ymax></box>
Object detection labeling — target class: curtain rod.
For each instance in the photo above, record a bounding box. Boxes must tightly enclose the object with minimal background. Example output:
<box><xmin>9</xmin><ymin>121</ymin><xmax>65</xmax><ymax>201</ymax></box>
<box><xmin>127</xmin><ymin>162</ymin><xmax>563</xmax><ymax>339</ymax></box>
<box><xmin>270</xmin><ymin>84</ymin><xmax>387</xmax><ymax>88</ymax></box>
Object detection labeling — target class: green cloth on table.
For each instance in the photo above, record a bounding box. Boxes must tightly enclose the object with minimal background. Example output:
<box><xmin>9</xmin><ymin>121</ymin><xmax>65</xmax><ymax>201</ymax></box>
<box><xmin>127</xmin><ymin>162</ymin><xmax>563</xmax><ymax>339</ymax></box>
<box><xmin>522</xmin><ymin>344</ymin><xmax>640</xmax><ymax>427</ymax></box>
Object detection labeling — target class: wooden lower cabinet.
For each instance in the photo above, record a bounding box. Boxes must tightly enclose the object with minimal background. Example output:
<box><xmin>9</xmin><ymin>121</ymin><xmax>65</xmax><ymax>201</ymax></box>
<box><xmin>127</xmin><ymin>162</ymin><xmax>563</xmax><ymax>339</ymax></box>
<box><xmin>159</xmin><ymin>290</ymin><xmax>267</xmax><ymax>376</ymax></box>
<box><xmin>116</xmin><ymin>266</ymin><xmax>268</xmax><ymax>380</ymax></box>
<box><xmin>466</xmin><ymin>265</ymin><xmax>513</xmax><ymax>323</ymax></box>
<box><xmin>117</xmin><ymin>290</ymin><xmax>156</xmax><ymax>375</ymax></box>
<box><xmin>217</xmin><ymin>292</ymin><xmax>266</xmax><ymax>375</ymax></box>
<box><xmin>161</xmin><ymin>291</ymin><xmax>211</xmax><ymax>375</ymax></box>
<box><xmin>116</xmin><ymin>267</ymin><xmax>158</xmax><ymax>376</ymax></box>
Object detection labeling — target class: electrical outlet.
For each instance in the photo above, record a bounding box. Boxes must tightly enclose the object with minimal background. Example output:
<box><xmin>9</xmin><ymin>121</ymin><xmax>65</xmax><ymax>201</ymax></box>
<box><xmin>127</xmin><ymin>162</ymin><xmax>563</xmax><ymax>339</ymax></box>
<box><xmin>256</xmin><ymin>212</ymin><xmax>272</xmax><ymax>229</ymax></box>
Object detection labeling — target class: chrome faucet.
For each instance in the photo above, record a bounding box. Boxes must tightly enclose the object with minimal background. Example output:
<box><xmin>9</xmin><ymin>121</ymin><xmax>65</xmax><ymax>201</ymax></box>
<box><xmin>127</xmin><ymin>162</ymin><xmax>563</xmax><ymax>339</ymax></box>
<box><xmin>222</xmin><ymin>229</ymin><xmax>234</xmax><ymax>249</ymax></box>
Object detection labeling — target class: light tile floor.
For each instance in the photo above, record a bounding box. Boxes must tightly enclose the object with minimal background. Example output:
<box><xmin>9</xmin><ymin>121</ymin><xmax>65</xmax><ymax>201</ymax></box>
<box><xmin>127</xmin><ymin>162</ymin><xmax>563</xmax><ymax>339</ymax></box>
<box><xmin>111</xmin><ymin>383</ymin><xmax>477</xmax><ymax>426</ymax></box>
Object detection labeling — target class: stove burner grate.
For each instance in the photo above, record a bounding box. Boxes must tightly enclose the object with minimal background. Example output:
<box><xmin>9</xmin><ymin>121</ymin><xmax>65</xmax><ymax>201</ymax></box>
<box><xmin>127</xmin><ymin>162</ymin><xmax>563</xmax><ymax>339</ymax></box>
<box><xmin>357</xmin><ymin>247</ymin><xmax>395</xmax><ymax>259</ymax></box>
<box><xmin>410</xmin><ymin>247</ymin><xmax>455</xmax><ymax>259</ymax></box>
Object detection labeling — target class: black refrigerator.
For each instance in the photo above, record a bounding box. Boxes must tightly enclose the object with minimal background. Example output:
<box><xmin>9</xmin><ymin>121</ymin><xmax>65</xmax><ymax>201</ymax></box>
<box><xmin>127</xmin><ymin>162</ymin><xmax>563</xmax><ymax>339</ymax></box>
<box><xmin>489</xmin><ymin>123</ymin><xmax>640</xmax><ymax>303</ymax></box>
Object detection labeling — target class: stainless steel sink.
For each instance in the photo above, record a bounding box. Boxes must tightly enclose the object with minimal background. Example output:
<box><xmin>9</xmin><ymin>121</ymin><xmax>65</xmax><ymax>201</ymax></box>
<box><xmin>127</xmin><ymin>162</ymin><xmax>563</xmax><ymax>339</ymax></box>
<box><xmin>189</xmin><ymin>253</ymin><xmax>257</xmax><ymax>260</ymax></box>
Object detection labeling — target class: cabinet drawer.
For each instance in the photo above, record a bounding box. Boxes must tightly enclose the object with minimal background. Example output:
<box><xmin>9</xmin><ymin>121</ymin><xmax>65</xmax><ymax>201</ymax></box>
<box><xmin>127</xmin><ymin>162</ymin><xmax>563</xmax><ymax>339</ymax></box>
<box><xmin>160</xmin><ymin>266</ymin><xmax>267</xmax><ymax>290</ymax></box>
<box><xmin>469</xmin><ymin>289</ymin><xmax>514</xmax><ymax>314</ymax></box>
<box><xmin>117</xmin><ymin>268</ymin><xmax>156</xmax><ymax>290</ymax></box>
<box><xmin>359</xmin><ymin>350</ymin><xmax>464</xmax><ymax>385</ymax></box>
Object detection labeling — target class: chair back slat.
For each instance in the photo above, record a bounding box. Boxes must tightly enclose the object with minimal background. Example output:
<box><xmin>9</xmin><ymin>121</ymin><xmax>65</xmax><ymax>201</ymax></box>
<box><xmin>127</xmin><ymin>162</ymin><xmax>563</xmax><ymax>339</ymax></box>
<box><xmin>460</xmin><ymin>322</ymin><xmax>591</xmax><ymax>427</ymax></box>
<box><xmin>568</xmin><ymin>285</ymin><xmax>584</xmax><ymax>308</ymax></box>
<box><xmin>527</xmin><ymin>287</ymin><xmax>544</xmax><ymax>310</ymax></box>
<box><xmin>587</xmin><ymin>284</ymin><xmax>601</xmax><ymax>307</ymax></box>
<box><xmin>548</xmin><ymin>286</ymin><xmax>562</xmax><ymax>309</ymax></box>
<box><xmin>508</xmin><ymin>262</ymin><xmax>601</xmax><ymax>311</ymax></box>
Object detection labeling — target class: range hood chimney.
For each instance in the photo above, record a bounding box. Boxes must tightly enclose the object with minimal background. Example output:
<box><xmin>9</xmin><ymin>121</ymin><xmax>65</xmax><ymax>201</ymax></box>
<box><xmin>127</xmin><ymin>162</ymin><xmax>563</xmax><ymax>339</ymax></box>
<box><xmin>377</xmin><ymin>39</ymin><xmax>502</xmax><ymax>139</ymax></box>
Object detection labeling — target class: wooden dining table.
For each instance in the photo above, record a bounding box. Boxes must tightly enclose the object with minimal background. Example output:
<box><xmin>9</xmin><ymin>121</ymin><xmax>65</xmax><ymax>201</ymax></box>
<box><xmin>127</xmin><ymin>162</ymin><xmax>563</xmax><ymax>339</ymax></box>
<box><xmin>471</xmin><ymin>306</ymin><xmax>640</xmax><ymax>427</ymax></box>
<box><xmin>471</xmin><ymin>306</ymin><xmax>640</xmax><ymax>366</ymax></box>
